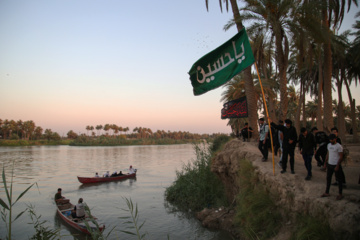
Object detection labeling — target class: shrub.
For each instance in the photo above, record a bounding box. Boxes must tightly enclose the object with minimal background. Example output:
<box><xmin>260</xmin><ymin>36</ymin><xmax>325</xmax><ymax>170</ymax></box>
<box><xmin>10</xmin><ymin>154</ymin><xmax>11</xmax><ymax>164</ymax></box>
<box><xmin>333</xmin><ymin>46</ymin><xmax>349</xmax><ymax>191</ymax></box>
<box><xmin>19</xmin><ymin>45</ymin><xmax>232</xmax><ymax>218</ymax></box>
<box><xmin>165</xmin><ymin>142</ymin><xmax>228</xmax><ymax>211</ymax></box>
<box><xmin>234</xmin><ymin>159</ymin><xmax>282</xmax><ymax>239</ymax></box>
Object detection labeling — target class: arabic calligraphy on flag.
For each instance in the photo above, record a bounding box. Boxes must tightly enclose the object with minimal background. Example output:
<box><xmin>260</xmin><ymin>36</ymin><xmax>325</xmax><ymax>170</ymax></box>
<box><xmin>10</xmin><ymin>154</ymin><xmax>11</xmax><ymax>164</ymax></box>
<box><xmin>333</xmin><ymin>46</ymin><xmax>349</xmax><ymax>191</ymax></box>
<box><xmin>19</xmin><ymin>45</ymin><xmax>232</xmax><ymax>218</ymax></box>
<box><xmin>188</xmin><ymin>28</ymin><xmax>255</xmax><ymax>96</ymax></box>
<box><xmin>221</xmin><ymin>96</ymin><xmax>248</xmax><ymax>119</ymax></box>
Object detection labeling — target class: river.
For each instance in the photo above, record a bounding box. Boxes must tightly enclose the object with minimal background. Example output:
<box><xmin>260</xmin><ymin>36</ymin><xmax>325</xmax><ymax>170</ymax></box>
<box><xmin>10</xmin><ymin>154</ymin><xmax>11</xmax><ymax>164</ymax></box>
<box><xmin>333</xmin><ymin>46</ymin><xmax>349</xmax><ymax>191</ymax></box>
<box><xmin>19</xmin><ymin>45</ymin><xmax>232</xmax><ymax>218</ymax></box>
<box><xmin>0</xmin><ymin>144</ymin><xmax>232</xmax><ymax>240</ymax></box>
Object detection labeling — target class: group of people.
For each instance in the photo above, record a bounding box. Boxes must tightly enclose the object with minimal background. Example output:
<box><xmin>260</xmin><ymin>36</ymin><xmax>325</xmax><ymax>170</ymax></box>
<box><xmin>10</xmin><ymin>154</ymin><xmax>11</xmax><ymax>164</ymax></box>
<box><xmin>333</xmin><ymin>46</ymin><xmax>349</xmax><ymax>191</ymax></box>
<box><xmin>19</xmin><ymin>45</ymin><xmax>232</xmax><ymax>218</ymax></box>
<box><xmin>95</xmin><ymin>165</ymin><xmax>136</xmax><ymax>178</ymax></box>
<box><xmin>257</xmin><ymin>117</ymin><xmax>347</xmax><ymax>200</ymax></box>
<box><xmin>54</xmin><ymin>188</ymin><xmax>85</xmax><ymax>219</ymax></box>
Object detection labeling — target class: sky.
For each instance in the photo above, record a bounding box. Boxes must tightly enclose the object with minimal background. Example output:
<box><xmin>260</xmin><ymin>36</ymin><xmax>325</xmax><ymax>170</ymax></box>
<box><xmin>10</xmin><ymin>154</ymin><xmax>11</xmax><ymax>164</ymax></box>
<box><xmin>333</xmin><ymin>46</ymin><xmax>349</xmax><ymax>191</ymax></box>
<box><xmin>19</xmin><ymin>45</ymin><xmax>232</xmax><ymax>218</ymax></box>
<box><xmin>1</xmin><ymin>1</ymin><xmax>359</xmax><ymax>136</ymax></box>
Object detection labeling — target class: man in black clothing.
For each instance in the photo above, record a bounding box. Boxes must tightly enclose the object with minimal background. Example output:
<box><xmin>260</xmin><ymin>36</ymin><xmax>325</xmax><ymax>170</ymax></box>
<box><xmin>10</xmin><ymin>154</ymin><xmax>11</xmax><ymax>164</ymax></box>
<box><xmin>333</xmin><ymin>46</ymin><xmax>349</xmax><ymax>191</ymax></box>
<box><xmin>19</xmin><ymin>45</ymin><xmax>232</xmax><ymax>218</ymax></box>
<box><xmin>298</xmin><ymin>127</ymin><xmax>317</xmax><ymax>180</ymax></box>
<box><xmin>271</xmin><ymin>119</ymin><xmax>298</xmax><ymax>174</ymax></box>
<box><xmin>312</xmin><ymin>127</ymin><xmax>329</xmax><ymax>169</ymax></box>
<box><xmin>241</xmin><ymin>122</ymin><xmax>253</xmax><ymax>142</ymax></box>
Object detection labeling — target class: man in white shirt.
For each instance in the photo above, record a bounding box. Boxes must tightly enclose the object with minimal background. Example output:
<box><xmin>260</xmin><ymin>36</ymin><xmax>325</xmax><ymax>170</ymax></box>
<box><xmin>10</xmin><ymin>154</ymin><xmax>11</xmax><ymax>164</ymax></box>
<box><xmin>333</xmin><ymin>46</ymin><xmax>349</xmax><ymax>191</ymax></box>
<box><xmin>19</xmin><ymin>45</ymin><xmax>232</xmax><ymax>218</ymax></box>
<box><xmin>72</xmin><ymin>198</ymin><xmax>85</xmax><ymax>219</ymax></box>
<box><xmin>321</xmin><ymin>134</ymin><xmax>344</xmax><ymax>200</ymax></box>
<box><xmin>129</xmin><ymin>165</ymin><xmax>136</xmax><ymax>174</ymax></box>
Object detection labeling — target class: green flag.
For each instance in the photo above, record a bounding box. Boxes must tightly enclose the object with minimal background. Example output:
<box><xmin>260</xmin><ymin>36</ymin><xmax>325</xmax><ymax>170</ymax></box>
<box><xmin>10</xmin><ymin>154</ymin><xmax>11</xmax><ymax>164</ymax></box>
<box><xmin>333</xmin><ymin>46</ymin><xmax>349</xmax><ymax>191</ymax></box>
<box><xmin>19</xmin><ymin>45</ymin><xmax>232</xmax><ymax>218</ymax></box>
<box><xmin>188</xmin><ymin>28</ymin><xmax>255</xmax><ymax>96</ymax></box>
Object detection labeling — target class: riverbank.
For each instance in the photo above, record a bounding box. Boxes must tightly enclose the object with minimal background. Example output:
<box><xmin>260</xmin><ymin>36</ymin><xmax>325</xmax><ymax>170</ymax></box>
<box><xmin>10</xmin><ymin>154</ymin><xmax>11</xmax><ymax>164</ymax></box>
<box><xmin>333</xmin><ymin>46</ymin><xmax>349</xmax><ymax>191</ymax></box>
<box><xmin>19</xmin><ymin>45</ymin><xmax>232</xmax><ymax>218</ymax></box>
<box><xmin>198</xmin><ymin>139</ymin><xmax>360</xmax><ymax>239</ymax></box>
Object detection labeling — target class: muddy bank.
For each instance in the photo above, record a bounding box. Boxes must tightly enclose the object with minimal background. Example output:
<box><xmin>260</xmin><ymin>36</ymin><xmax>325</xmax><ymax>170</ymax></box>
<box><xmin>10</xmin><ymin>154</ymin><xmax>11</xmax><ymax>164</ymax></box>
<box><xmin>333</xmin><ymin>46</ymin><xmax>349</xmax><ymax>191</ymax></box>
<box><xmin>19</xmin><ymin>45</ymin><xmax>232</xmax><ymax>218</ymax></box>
<box><xmin>196</xmin><ymin>139</ymin><xmax>360</xmax><ymax>239</ymax></box>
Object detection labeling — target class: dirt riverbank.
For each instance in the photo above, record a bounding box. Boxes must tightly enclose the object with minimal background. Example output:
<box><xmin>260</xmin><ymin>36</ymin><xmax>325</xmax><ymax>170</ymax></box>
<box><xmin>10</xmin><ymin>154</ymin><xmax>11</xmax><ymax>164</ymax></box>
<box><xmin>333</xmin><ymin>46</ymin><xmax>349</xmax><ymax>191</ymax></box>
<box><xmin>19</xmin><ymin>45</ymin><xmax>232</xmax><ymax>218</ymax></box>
<box><xmin>196</xmin><ymin>139</ymin><xmax>360</xmax><ymax>239</ymax></box>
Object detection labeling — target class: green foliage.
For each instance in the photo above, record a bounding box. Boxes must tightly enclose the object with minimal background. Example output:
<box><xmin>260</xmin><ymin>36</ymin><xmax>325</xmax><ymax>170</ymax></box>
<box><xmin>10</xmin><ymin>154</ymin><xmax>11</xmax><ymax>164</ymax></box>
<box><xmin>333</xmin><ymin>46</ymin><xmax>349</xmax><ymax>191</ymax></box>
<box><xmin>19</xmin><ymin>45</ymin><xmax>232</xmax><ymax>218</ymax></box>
<box><xmin>119</xmin><ymin>197</ymin><xmax>146</xmax><ymax>240</ymax></box>
<box><xmin>27</xmin><ymin>204</ymin><xmax>62</xmax><ymax>240</ymax></box>
<box><xmin>290</xmin><ymin>214</ymin><xmax>334</xmax><ymax>240</ymax></box>
<box><xmin>234</xmin><ymin>159</ymin><xmax>282</xmax><ymax>240</ymax></box>
<box><xmin>70</xmin><ymin>135</ymin><xmax>199</xmax><ymax>146</ymax></box>
<box><xmin>0</xmin><ymin>163</ymin><xmax>38</xmax><ymax>240</ymax></box>
<box><xmin>165</xmin><ymin>142</ymin><xmax>228</xmax><ymax>212</ymax></box>
<box><xmin>209</xmin><ymin>134</ymin><xmax>232</xmax><ymax>152</ymax></box>
<box><xmin>0</xmin><ymin>139</ymin><xmax>71</xmax><ymax>146</ymax></box>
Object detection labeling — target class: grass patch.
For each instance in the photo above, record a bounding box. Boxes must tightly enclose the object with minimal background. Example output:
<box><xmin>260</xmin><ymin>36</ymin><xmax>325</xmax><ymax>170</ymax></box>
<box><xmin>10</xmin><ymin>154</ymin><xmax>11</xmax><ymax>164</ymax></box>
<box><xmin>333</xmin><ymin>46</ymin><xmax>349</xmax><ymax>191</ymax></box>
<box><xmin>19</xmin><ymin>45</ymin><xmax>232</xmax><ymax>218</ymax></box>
<box><xmin>290</xmin><ymin>214</ymin><xmax>334</xmax><ymax>240</ymax></box>
<box><xmin>165</xmin><ymin>136</ymin><xmax>231</xmax><ymax>212</ymax></box>
<box><xmin>234</xmin><ymin>159</ymin><xmax>282</xmax><ymax>240</ymax></box>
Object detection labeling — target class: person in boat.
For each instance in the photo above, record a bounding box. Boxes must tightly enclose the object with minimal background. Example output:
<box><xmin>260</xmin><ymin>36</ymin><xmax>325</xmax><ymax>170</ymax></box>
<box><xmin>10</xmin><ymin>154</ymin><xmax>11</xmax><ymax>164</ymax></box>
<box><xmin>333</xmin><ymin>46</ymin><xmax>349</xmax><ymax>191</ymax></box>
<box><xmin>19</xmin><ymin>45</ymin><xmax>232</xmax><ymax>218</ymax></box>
<box><xmin>111</xmin><ymin>171</ymin><xmax>117</xmax><ymax>177</ymax></box>
<box><xmin>117</xmin><ymin>171</ymin><xmax>123</xmax><ymax>176</ymax></box>
<box><xmin>71</xmin><ymin>198</ymin><xmax>85</xmax><ymax>219</ymax></box>
<box><xmin>54</xmin><ymin>188</ymin><xmax>69</xmax><ymax>204</ymax></box>
<box><xmin>129</xmin><ymin>165</ymin><xmax>136</xmax><ymax>174</ymax></box>
<box><xmin>95</xmin><ymin>172</ymin><xmax>100</xmax><ymax>177</ymax></box>
<box><xmin>103</xmin><ymin>171</ymin><xmax>110</xmax><ymax>177</ymax></box>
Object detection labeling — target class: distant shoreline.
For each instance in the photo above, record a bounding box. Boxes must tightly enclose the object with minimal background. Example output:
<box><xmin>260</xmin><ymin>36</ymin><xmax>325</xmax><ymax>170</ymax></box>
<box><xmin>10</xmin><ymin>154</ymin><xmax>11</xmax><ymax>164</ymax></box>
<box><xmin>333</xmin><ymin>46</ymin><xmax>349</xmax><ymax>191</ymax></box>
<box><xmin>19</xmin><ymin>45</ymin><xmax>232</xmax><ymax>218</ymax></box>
<box><xmin>0</xmin><ymin>138</ymin><xmax>202</xmax><ymax>147</ymax></box>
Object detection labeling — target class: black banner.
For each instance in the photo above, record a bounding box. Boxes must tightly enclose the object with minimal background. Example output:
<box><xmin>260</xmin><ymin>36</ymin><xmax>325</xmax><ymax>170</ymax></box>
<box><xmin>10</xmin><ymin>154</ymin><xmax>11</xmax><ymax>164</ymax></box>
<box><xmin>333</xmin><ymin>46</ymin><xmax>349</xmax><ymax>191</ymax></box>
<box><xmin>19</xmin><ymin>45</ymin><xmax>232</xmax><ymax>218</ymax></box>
<box><xmin>221</xmin><ymin>96</ymin><xmax>248</xmax><ymax>119</ymax></box>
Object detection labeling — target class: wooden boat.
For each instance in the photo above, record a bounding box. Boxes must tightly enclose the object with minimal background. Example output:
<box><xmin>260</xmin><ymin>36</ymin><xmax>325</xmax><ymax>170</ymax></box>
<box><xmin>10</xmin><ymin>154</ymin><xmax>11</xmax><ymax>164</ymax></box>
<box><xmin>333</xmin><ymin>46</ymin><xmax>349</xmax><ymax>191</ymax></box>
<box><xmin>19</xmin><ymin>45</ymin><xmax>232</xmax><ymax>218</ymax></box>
<box><xmin>77</xmin><ymin>172</ymin><xmax>136</xmax><ymax>184</ymax></box>
<box><xmin>56</xmin><ymin>200</ymin><xmax>105</xmax><ymax>234</ymax></box>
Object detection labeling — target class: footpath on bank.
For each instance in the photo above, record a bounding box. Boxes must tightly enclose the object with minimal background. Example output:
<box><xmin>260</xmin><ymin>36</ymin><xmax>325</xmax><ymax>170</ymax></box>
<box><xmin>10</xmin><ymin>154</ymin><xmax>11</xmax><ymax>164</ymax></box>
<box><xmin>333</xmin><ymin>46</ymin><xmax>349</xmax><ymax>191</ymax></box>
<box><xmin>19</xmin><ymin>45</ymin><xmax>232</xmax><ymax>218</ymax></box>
<box><xmin>203</xmin><ymin>139</ymin><xmax>360</xmax><ymax>239</ymax></box>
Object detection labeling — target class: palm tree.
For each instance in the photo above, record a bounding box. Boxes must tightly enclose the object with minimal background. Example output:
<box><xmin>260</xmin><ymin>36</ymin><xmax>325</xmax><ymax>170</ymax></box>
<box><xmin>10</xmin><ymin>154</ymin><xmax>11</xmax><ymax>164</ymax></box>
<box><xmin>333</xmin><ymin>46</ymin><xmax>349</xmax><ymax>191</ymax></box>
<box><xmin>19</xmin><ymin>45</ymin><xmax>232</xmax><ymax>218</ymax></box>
<box><xmin>205</xmin><ymin>0</ymin><xmax>259</xmax><ymax>139</ymax></box>
<box><xmin>314</xmin><ymin>0</ymin><xmax>358</xmax><ymax>132</ymax></box>
<box><xmin>96</xmin><ymin>125</ymin><xmax>103</xmax><ymax>136</ymax></box>
<box><xmin>234</xmin><ymin>0</ymin><xmax>299</xmax><ymax>121</ymax></box>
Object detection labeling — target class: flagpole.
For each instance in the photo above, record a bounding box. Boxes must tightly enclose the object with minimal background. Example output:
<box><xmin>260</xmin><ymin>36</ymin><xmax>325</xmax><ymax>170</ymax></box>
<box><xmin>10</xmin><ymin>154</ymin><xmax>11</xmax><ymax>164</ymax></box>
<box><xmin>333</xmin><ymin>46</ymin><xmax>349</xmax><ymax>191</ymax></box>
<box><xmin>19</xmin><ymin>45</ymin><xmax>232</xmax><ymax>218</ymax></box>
<box><xmin>254</xmin><ymin>62</ymin><xmax>275</xmax><ymax>176</ymax></box>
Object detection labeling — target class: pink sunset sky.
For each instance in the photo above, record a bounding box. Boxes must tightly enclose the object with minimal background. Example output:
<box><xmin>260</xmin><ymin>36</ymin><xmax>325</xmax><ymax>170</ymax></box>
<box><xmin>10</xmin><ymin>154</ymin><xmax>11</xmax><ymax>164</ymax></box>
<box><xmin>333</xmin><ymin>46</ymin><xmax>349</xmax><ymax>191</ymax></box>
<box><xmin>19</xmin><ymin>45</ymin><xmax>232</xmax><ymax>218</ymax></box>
<box><xmin>1</xmin><ymin>1</ymin><xmax>359</xmax><ymax>136</ymax></box>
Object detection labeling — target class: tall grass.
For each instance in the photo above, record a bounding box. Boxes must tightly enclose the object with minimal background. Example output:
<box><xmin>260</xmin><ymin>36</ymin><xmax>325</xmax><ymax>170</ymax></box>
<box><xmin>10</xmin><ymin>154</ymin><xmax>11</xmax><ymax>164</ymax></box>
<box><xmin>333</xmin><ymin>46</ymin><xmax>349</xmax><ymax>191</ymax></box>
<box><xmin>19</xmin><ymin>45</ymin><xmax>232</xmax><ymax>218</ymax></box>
<box><xmin>165</xmin><ymin>136</ymin><xmax>230</xmax><ymax>212</ymax></box>
<box><xmin>0</xmin><ymin>163</ymin><xmax>38</xmax><ymax>240</ymax></box>
<box><xmin>290</xmin><ymin>214</ymin><xmax>334</xmax><ymax>240</ymax></box>
<box><xmin>234</xmin><ymin>159</ymin><xmax>282</xmax><ymax>240</ymax></box>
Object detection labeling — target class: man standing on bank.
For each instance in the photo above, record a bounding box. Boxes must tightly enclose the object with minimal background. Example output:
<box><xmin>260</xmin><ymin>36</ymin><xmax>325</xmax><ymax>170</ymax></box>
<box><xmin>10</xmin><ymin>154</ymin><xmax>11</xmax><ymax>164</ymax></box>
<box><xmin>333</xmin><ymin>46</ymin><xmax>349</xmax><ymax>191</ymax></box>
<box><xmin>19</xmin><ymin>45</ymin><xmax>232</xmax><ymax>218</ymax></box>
<box><xmin>270</xmin><ymin>119</ymin><xmax>298</xmax><ymax>174</ymax></box>
<box><xmin>258</xmin><ymin>118</ymin><xmax>269</xmax><ymax>162</ymax></box>
<box><xmin>298</xmin><ymin>127</ymin><xmax>317</xmax><ymax>180</ymax></box>
<box><xmin>321</xmin><ymin>134</ymin><xmax>344</xmax><ymax>200</ymax></box>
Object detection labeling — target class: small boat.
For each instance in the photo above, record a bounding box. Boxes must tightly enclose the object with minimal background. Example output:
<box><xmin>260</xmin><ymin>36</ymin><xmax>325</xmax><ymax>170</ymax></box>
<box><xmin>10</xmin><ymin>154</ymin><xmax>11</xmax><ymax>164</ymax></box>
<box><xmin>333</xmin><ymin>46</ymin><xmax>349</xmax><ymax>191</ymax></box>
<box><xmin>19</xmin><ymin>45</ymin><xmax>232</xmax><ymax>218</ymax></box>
<box><xmin>56</xmin><ymin>200</ymin><xmax>105</xmax><ymax>234</ymax></box>
<box><xmin>77</xmin><ymin>172</ymin><xmax>136</xmax><ymax>184</ymax></box>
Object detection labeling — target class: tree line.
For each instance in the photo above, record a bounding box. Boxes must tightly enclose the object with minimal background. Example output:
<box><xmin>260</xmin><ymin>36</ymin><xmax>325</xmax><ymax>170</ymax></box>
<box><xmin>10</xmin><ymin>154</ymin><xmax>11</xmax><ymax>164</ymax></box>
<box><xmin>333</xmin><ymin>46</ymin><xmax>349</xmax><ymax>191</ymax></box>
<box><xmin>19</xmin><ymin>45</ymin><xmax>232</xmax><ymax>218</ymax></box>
<box><xmin>207</xmin><ymin>0</ymin><xmax>360</xmax><ymax>143</ymax></box>
<box><xmin>0</xmin><ymin>119</ymin><xmax>60</xmax><ymax>141</ymax></box>
<box><xmin>0</xmin><ymin>119</ymin><xmax>219</xmax><ymax>141</ymax></box>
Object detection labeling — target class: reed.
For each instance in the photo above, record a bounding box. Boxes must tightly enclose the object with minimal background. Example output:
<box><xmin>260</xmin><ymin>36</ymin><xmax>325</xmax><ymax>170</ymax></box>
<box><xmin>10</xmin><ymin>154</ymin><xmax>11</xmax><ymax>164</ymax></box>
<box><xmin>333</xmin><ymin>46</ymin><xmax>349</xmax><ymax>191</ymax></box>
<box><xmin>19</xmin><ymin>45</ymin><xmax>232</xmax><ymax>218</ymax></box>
<box><xmin>0</xmin><ymin>163</ymin><xmax>38</xmax><ymax>240</ymax></box>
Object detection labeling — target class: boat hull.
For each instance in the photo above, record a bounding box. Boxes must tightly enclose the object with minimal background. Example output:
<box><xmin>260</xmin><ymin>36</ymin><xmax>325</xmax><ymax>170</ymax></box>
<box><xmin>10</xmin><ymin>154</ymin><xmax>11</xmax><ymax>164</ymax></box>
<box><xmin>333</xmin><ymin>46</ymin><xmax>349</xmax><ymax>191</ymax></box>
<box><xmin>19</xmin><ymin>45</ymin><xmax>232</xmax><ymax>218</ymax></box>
<box><xmin>57</xmin><ymin>202</ymin><xmax>104</xmax><ymax>235</ymax></box>
<box><xmin>77</xmin><ymin>173</ymin><xmax>136</xmax><ymax>184</ymax></box>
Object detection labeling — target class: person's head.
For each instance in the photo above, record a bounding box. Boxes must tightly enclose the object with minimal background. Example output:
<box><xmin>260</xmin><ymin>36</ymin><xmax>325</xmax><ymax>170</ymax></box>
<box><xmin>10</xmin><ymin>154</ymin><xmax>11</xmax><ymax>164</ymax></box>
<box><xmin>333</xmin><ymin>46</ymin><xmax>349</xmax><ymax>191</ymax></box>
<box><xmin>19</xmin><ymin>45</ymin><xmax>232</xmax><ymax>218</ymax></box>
<box><xmin>95</xmin><ymin>172</ymin><xmax>98</xmax><ymax>175</ymax></box>
<box><xmin>285</xmin><ymin>119</ymin><xmax>292</xmax><ymax>128</ymax></box>
<box><xmin>311</xmin><ymin>127</ymin><xmax>318</xmax><ymax>133</ymax></box>
<box><xmin>300</xmin><ymin>127</ymin><xmax>307</xmax><ymax>136</ymax></box>
<box><xmin>130</xmin><ymin>165</ymin><xmax>133</xmax><ymax>168</ymax></box>
<box><xmin>279</xmin><ymin>120</ymin><xmax>284</xmax><ymax>125</ymax></box>
<box><xmin>57</xmin><ymin>188</ymin><xmax>62</xmax><ymax>193</ymax></box>
<box><xmin>329</xmin><ymin>134</ymin><xmax>337</xmax><ymax>144</ymax></box>
<box><xmin>244</xmin><ymin>122</ymin><xmax>248</xmax><ymax>126</ymax></box>
<box><xmin>331</xmin><ymin>127</ymin><xmax>338</xmax><ymax>136</ymax></box>
<box><xmin>78</xmin><ymin>198</ymin><xmax>83</xmax><ymax>203</ymax></box>
<box><xmin>259</xmin><ymin>118</ymin><xmax>264</xmax><ymax>124</ymax></box>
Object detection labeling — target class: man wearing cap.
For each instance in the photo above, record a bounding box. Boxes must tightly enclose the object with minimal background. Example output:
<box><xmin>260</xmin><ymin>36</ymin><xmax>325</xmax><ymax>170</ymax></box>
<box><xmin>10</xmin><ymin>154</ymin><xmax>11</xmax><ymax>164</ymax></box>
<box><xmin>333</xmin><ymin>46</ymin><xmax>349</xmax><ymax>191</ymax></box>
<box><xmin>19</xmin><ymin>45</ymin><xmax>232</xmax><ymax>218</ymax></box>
<box><xmin>258</xmin><ymin>118</ymin><xmax>269</xmax><ymax>162</ymax></box>
<box><xmin>321</xmin><ymin>134</ymin><xmax>345</xmax><ymax>200</ymax></box>
<box><xmin>271</xmin><ymin>119</ymin><xmax>298</xmax><ymax>174</ymax></box>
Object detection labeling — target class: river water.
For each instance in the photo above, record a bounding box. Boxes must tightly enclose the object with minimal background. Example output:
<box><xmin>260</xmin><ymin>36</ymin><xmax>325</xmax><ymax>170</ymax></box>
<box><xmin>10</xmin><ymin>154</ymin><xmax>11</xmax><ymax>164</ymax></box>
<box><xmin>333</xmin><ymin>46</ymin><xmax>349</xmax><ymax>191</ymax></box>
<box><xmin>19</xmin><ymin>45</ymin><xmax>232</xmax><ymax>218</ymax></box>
<box><xmin>0</xmin><ymin>144</ymin><xmax>232</xmax><ymax>240</ymax></box>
